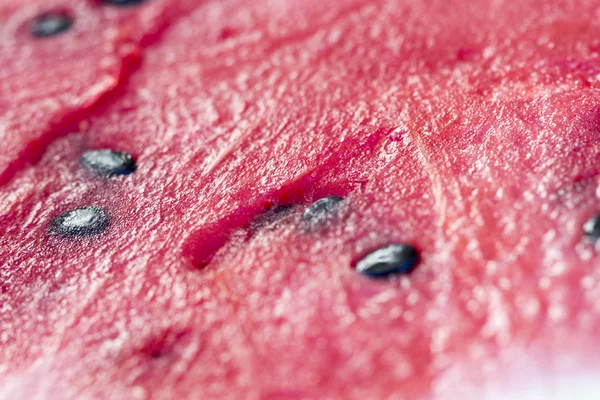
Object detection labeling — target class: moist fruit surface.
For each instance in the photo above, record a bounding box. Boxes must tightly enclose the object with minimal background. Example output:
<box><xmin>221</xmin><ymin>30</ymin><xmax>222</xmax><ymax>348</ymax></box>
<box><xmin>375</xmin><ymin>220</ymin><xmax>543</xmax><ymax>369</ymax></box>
<box><xmin>1</xmin><ymin>0</ymin><xmax>600</xmax><ymax>399</ymax></box>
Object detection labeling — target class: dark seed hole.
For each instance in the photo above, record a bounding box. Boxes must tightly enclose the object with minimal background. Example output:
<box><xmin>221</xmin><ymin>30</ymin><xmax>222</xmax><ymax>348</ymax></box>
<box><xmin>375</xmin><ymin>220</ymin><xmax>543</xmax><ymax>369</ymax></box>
<box><xmin>149</xmin><ymin>347</ymin><xmax>168</xmax><ymax>359</ymax></box>
<box><xmin>31</xmin><ymin>11</ymin><xmax>73</xmax><ymax>38</ymax></box>
<box><xmin>139</xmin><ymin>329</ymin><xmax>190</xmax><ymax>360</ymax></box>
<box><xmin>250</xmin><ymin>203</ymin><xmax>295</xmax><ymax>232</ymax></box>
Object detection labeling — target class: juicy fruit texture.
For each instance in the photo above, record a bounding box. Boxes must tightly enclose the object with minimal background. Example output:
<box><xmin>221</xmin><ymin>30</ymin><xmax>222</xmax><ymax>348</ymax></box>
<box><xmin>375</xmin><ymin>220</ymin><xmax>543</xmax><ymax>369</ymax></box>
<box><xmin>1</xmin><ymin>0</ymin><xmax>600</xmax><ymax>399</ymax></box>
<box><xmin>0</xmin><ymin>0</ymin><xmax>198</xmax><ymax>185</ymax></box>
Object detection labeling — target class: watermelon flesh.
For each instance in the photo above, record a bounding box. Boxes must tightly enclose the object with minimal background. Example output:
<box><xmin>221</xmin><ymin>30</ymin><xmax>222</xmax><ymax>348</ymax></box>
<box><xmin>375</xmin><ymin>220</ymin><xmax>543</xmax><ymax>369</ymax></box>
<box><xmin>0</xmin><ymin>0</ymin><xmax>199</xmax><ymax>185</ymax></box>
<box><xmin>1</xmin><ymin>0</ymin><xmax>600</xmax><ymax>398</ymax></box>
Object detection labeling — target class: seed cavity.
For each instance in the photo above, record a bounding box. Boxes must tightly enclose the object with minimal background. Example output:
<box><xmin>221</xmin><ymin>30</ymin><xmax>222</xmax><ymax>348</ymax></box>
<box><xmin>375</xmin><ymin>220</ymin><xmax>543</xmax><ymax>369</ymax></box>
<box><xmin>50</xmin><ymin>206</ymin><xmax>109</xmax><ymax>237</ymax></box>
<box><xmin>80</xmin><ymin>150</ymin><xmax>136</xmax><ymax>178</ymax></box>
<box><xmin>355</xmin><ymin>244</ymin><xmax>419</xmax><ymax>278</ymax></box>
<box><xmin>584</xmin><ymin>213</ymin><xmax>600</xmax><ymax>241</ymax></box>
<box><xmin>250</xmin><ymin>204</ymin><xmax>294</xmax><ymax>232</ymax></box>
<box><xmin>302</xmin><ymin>196</ymin><xmax>344</xmax><ymax>223</ymax></box>
<box><xmin>31</xmin><ymin>12</ymin><xmax>73</xmax><ymax>38</ymax></box>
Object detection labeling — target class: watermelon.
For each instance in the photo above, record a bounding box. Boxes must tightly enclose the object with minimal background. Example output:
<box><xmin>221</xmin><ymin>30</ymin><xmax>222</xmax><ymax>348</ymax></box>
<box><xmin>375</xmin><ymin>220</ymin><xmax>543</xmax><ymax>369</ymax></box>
<box><xmin>0</xmin><ymin>0</ymin><xmax>199</xmax><ymax>185</ymax></box>
<box><xmin>1</xmin><ymin>0</ymin><xmax>599</xmax><ymax>398</ymax></box>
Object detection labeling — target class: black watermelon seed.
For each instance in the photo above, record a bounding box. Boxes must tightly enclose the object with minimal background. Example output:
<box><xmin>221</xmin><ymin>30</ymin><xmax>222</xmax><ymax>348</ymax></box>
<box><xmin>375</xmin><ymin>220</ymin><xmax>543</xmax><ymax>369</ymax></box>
<box><xmin>355</xmin><ymin>244</ymin><xmax>419</xmax><ymax>278</ymax></box>
<box><xmin>50</xmin><ymin>206</ymin><xmax>109</xmax><ymax>237</ymax></box>
<box><xmin>102</xmin><ymin>0</ymin><xmax>148</xmax><ymax>6</ymax></box>
<box><xmin>584</xmin><ymin>213</ymin><xmax>600</xmax><ymax>241</ymax></box>
<box><xmin>80</xmin><ymin>150</ymin><xmax>136</xmax><ymax>177</ymax></box>
<box><xmin>31</xmin><ymin>12</ymin><xmax>73</xmax><ymax>38</ymax></box>
<box><xmin>301</xmin><ymin>196</ymin><xmax>344</xmax><ymax>222</ymax></box>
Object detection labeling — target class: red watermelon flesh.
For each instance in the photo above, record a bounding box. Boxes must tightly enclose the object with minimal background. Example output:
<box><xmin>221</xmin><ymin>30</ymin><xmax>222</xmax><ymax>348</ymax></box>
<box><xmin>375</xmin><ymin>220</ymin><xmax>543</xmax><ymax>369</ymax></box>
<box><xmin>0</xmin><ymin>0</ymin><xmax>200</xmax><ymax>185</ymax></box>
<box><xmin>1</xmin><ymin>0</ymin><xmax>600</xmax><ymax>399</ymax></box>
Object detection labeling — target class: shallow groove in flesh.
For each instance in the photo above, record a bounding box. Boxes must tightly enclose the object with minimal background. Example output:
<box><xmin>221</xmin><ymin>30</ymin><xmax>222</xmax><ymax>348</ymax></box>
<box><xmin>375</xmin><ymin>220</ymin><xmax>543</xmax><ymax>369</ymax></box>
<box><xmin>0</xmin><ymin>0</ymin><xmax>207</xmax><ymax>188</ymax></box>
<box><xmin>182</xmin><ymin>128</ymin><xmax>388</xmax><ymax>269</ymax></box>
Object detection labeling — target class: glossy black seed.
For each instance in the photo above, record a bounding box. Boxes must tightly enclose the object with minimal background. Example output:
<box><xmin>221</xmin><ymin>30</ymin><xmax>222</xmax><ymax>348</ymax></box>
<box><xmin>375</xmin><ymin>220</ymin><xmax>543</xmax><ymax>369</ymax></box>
<box><xmin>80</xmin><ymin>150</ymin><xmax>136</xmax><ymax>177</ymax></box>
<box><xmin>584</xmin><ymin>213</ymin><xmax>600</xmax><ymax>241</ymax></box>
<box><xmin>31</xmin><ymin>12</ymin><xmax>73</xmax><ymax>38</ymax></box>
<box><xmin>302</xmin><ymin>196</ymin><xmax>344</xmax><ymax>222</ymax></box>
<box><xmin>102</xmin><ymin>0</ymin><xmax>148</xmax><ymax>6</ymax></box>
<box><xmin>50</xmin><ymin>206</ymin><xmax>109</xmax><ymax>237</ymax></box>
<box><xmin>355</xmin><ymin>244</ymin><xmax>419</xmax><ymax>278</ymax></box>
